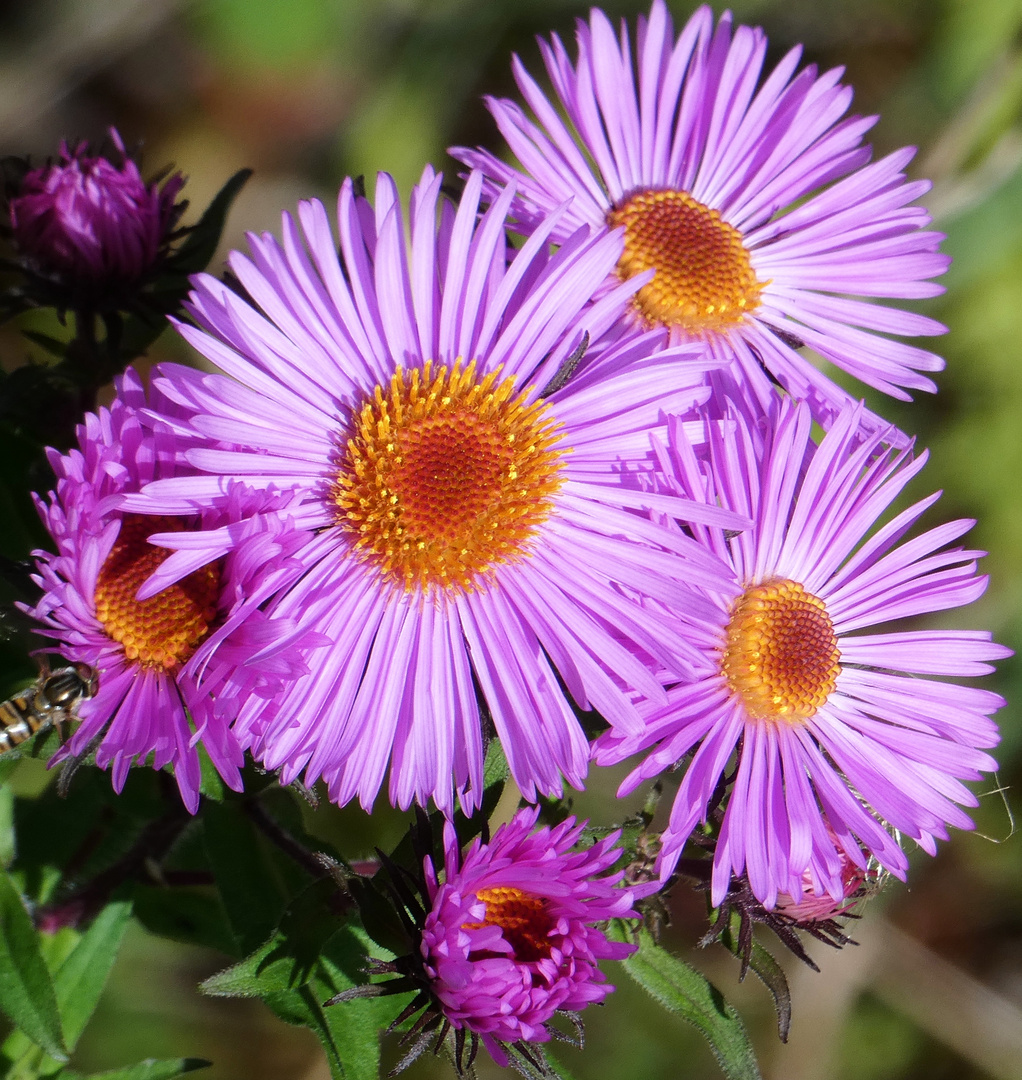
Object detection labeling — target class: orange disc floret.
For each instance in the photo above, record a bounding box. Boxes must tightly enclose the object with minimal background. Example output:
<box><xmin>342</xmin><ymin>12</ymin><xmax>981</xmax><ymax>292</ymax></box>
<box><xmin>464</xmin><ymin>886</ymin><xmax>554</xmax><ymax>963</ymax></box>
<box><xmin>608</xmin><ymin>188</ymin><xmax>763</xmax><ymax>333</ymax></box>
<box><xmin>332</xmin><ymin>360</ymin><xmax>567</xmax><ymax>594</ymax></box>
<box><xmin>94</xmin><ymin>515</ymin><xmax>220</xmax><ymax>670</ymax></box>
<box><xmin>722</xmin><ymin>579</ymin><xmax>840</xmax><ymax>723</ymax></box>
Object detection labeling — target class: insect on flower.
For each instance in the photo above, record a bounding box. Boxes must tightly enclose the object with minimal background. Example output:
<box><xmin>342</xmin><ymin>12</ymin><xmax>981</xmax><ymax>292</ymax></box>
<box><xmin>0</xmin><ymin>661</ymin><xmax>98</xmax><ymax>755</ymax></box>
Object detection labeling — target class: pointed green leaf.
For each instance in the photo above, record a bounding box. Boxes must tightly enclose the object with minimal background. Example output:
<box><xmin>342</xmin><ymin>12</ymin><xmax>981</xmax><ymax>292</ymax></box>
<box><xmin>201</xmin><ymin>899</ymin><xmax>401</xmax><ymax>1080</ymax></box>
<box><xmin>1</xmin><ymin>900</ymin><xmax>131</xmax><ymax>1075</ymax></box>
<box><xmin>200</xmin><ymin>877</ymin><xmax>349</xmax><ymax>999</ymax></box>
<box><xmin>53</xmin><ymin>899</ymin><xmax>132</xmax><ymax>1050</ymax></box>
<box><xmin>133</xmin><ymin>885</ymin><xmax>236</xmax><ymax>955</ymax></box>
<box><xmin>202</xmin><ymin>802</ymin><xmax>290</xmax><ymax>956</ymax></box>
<box><xmin>21</xmin><ymin>331</ymin><xmax>68</xmax><ymax>360</ymax></box>
<box><xmin>168</xmin><ymin>169</ymin><xmax>252</xmax><ymax>277</ymax></box>
<box><xmin>0</xmin><ymin>866</ymin><xmax>66</xmax><ymax>1061</ymax></box>
<box><xmin>621</xmin><ymin>928</ymin><xmax>761</xmax><ymax>1080</ymax></box>
<box><xmin>0</xmin><ymin>781</ymin><xmax>15</xmax><ymax>867</ymax></box>
<box><xmin>719</xmin><ymin>911</ymin><xmax>791</xmax><ymax>1042</ymax></box>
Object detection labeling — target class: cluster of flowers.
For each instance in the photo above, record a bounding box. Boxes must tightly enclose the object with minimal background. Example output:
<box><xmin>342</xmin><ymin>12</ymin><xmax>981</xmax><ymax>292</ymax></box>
<box><xmin>14</xmin><ymin>1</ymin><xmax>1008</xmax><ymax>1065</ymax></box>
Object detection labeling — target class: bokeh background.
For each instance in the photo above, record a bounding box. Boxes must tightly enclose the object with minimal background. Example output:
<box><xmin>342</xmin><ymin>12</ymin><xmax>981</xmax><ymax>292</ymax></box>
<box><xmin>1</xmin><ymin>0</ymin><xmax>1021</xmax><ymax>1077</ymax></box>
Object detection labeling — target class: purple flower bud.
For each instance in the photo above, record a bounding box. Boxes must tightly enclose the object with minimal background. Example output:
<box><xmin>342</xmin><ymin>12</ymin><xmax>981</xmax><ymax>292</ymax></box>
<box><xmin>8</xmin><ymin>128</ymin><xmax>185</xmax><ymax>309</ymax></box>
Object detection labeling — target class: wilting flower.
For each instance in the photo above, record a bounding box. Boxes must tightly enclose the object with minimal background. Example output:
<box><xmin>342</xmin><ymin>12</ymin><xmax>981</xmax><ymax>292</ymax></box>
<box><xmin>6</xmin><ymin>128</ymin><xmax>185</xmax><ymax>311</ymax></box>
<box><xmin>774</xmin><ymin>842</ymin><xmax>880</xmax><ymax>925</ymax></box>
<box><xmin>418</xmin><ymin>807</ymin><xmax>637</xmax><ymax>1069</ymax></box>
<box><xmin>453</xmin><ymin>1</ymin><xmax>948</xmax><ymax>433</ymax></box>
<box><xmin>26</xmin><ymin>368</ymin><xmax>312</xmax><ymax>810</ymax></box>
<box><xmin>124</xmin><ymin>167</ymin><xmax>741</xmax><ymax>813</ymax></box>
<box><xmin>594</xmin><ymin>393</ymin><xmax>1008</xmax><ymax>909</ymax></box>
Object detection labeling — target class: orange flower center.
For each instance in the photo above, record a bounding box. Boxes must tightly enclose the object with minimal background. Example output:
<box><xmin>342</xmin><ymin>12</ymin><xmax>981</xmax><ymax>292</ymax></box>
<box><xmin>94</xmin><ymin>515</ymin><xmax>220</xmax><ymax>671</ymax></box>
<box><xmin>722</xmin><ymin>579</ymin><xmax>840</xmax><ymax>723</ymax></box>
<box><xmin>465</xmin><ymin>886</ymin><xmax>554</xmax><ymax>963</ymax></box>
<box><xmin>607</xmin><ymin>188</ymin><xmax>763</xmax><ymax>333</ymax></box>
<box><xmin>332</xmin><ymin>360</ymin><xmax>566</xmax><ymax>594</ymax></box>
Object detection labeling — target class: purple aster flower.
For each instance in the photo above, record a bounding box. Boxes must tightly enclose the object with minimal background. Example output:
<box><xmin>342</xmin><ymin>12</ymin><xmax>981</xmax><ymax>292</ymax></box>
<box><xmin>7</xmin><ymin>128</ymin><xmax>185</xmax><ymax>311</ymax></box>
<box><xmin>122</xmin><ymin>167</ymin><xmax>743</xmax><ymax>814</ymax></box>
<box><xmin>26</xmin><ymin>367</ymin><xmax>313</xmax><ymax>811</ymax></box>
<box><xmin>594</xmin><ymin>393</ymin><xmax>1008</xmax><ymax>909</ymax></box>
<box><xmin>345</xmin><ymin>805</ymin><xmax>636</xmax><ymax>1073</ymax></box>
<box><xmin>453</xmin><ymin>1</ymin><xmax>949</xmax><ymax>434</ymax></box>
<box><xmin>418</xmin><ymin>807</ymin><xmax>637</xmax><ymax>1068</ymax></box>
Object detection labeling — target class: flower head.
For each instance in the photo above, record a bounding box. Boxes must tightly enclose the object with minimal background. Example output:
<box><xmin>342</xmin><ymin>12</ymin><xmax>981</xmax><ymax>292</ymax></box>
<box><xmin>453</xmin><ymin>1</ymin><xmax>949</xmax><ymax>435</ymax></box>
<box><xmin>7</xmin><ymin>128</ymin><xmax>185</xmax><ymax>311</ymax></box>
<box><xmin>419</xmin><ymin>807</ymin><xmax>636</xmax><ymax>1068</ymax></box>
<box><xmin>594</xmin><ymin>393</ymin><xmax>1008</xmax><ymax>909</ymax></box>
<box><xmin>125</xmin><ymin>167</ymin><xmax>742</xmax><ymax>813</ymax></box>
<box><xmin>26</xmin><ymin>368</ymin><xmax>312</xmax><ymax>810</ymax></box>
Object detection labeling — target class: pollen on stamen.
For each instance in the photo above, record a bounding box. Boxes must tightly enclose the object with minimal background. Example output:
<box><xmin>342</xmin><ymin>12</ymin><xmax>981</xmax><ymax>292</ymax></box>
<box><xmin>722</xmin><ymin>579</ymin><xmax>840</xmax><ymax>723</ymax></box>
<box><xmin>607</xmin><ymin>188</ymin><xmax>763</xmax><ymax>334</ymax></box>
<box><xmin>331</xmin><ymin>360</ymin><xmax>567</xmax><ymax>594</ymax></box>
<box><xmin>464</xmin><ymin>886</ymin><xmax>554</xmax><ymax>963</ymax></box>
<box><xmin>94</xmin><ymin>515</ymin><xmax>220</xmax><ymax>670</ymax></box>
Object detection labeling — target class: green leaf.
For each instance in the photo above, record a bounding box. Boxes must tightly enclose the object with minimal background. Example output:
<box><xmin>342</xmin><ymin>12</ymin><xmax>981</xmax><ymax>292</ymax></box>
<box><xmin>194</xmin><ymin>745</ymin><xmax>225</xmax><ymax>804</ymax></box>
<box><xmin>168</xmin><ymin>169</ymin><xmax>252</xmax><ymax>277</ymax></box>
<box><xmin>53</xmin><ymin>899</ymin><xmax>132</xmax><ymax>1050</ymax></box>
<box><xmin>200</xmin><ymin>877</ymin><xmax>350</xmax><ymax>998</ymax></box>
<box><xmin>0</xmin><ymin>782</ymin><xmax>15</xmax><ymax>868</ymax></box>
<box><xmin>2</xmin><ymin>901</ymin><xmax>131</xmax><ymax>1075</ymax></box>
<box><xmin>200</xmin><ymin>886</ymin><xmax>401</xmax><ymax>1080</ymax></box>
<box><xmin>621</xmin><ymin>928</ymin><xmax>761</xmax><ymax>1080</ymax></box>
<box><xmin>133</xmin><ymin>886</ymin><xmax>237</xmax><ymax>955</ymax></box>
<box><xmin>61</xmin><ymin>1057</ymin><xmax>211</xmax><ymax>1080</ymax></box>
<box><xmin>264</xmin><ymin>927</ymin><xmax>404</xmax><ymax>1080</ymax></box>
<box><xmin>0</xmin><ymin>866</ymin><xmax>66</xmax><ymax>1061</ymax></box>
<box><xmin>21</xmin><ymin>331</ymin><xmax>68</xmax><ymax>360</ymax></box>
<box><xmin>202</xmin><ymin>802</ymin><xmax>290</xmax><ymax>956</ymax></box>
<box><xmin>718</xmin><ymin>911</ymin><xmax>791</xmax><ymax>1043</ymax></box>
<box><xmin>0</xmin><ymin>756</ymin><xmax>21</xmax><ymax>790</ymax></box>
<box><xmin>482</xmin><ymin>737</ymin><xmax>509</xmax><ymax>788</ymax></box>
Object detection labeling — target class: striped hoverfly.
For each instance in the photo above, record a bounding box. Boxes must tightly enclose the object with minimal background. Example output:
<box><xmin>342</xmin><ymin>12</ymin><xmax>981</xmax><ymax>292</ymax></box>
<box><xmin>0</xmin><ymin>662</ymin><xmax>98</xmax><ymax>755</ymax></box>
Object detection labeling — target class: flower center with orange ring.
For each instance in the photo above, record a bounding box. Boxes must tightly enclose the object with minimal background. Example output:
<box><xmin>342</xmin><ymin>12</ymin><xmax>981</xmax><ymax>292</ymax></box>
<box><xmin>607</xmin><ymin>188</ymin><xmax>763</xmax><ymax>333</ymax></box>
<box><xmin>722</xmin><ymin>579</ymin><xmax>840</xmax><ymax>723</ymax></box>
<box><xmin>94</xmin><ymin>515</ymin><xmax>220</xmax><ymax>671</ymax></box>
<box><xmin>464</xmin><ymin>886</ymin><xmax>554</xmax><ymax>963</ymax></box>
<box><xmin>332</xmin><ymin>360</ymin><xmax>566</xmax><ymax>593</ymax></box>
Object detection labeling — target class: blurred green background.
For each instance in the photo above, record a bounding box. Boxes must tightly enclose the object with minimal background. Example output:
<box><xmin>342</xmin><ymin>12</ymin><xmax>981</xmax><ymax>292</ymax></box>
<box><xmin>1</xmin><ymin>0</ymin><xmax>1021</xmax><ymax>1077</ymax></box>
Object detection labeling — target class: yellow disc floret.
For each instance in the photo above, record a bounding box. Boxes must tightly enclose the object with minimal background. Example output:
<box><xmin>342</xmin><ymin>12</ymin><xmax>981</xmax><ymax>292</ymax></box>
<box><xmin>608</xmin><ymin>188</ymin><xmax>763</xmax><ymax>333</ymax></box>
<box><xmin>722</xmin><ymin>579</ymin><xmax>840</xmax><ymax>723</ymax></box>
<box><xmin>95</xmin><ymin>515</ymin><xmax>220</xmax><ymax>671</ymax></box>
<box><xmin>464</xmin><ymin>886</ymin><xmax>554</xmax><ymax>963</ymax></box>
<box><xmin>332</xmin><ymin>360</ymin><xmax>567</xmax><ymax>594</ymax></box>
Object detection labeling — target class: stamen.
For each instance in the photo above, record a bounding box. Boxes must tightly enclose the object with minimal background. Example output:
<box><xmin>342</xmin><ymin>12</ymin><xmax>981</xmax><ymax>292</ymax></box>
<box><xmin>608</xmin><ymin>189</ymin><xmax>763</xmax><ymax>333</ymax></box>
<box><xmin>94</xmin><ymin>515</ymin><xmax>220</xmax><ymax>671</ymax></box>
<box><xmin>465</xmin><ymin>886</ymin><xmax>554</xmax><ymax>963</ymax></box>
<box><xmin>722</xmin><ymin>579</ymin><xmax>840</xmax><ymax>723</ymax></box>
<box><xmin>332</xmin><ymin>361</ymin><xmax>566</xmax><ymax>594</ymax></box>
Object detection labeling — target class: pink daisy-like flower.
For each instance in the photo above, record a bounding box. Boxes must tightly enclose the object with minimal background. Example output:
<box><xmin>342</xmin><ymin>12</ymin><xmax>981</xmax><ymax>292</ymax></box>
<box><xmin>419</xmin><ymin>806</ymin><xmax>637</xmax><ymax>1067</ymax></box>
<box><xmin>8</xmin><ymin>128</ymin><xmax>185</xmax><ymax>310</ymax></box>
<box><xmin>123</xmin><ymin>167</ymin><xmax>743</xmax><ymax>814</ymax></box>
<box><xmin>27</xmin><ymin>367</ymin><xmax>313</xmax><ymax>811</ymax></box>
<box><xmin>453</xmin><ymin>1</ymin><xmax>949</xmax><ymax>434</ymax></box>
<box><xmin>594</xmin><ymin>393</ymin><xmax>1008</xmax><ymax>909</ymax></box>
